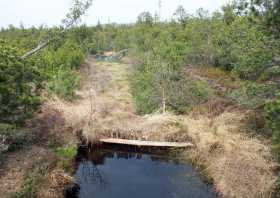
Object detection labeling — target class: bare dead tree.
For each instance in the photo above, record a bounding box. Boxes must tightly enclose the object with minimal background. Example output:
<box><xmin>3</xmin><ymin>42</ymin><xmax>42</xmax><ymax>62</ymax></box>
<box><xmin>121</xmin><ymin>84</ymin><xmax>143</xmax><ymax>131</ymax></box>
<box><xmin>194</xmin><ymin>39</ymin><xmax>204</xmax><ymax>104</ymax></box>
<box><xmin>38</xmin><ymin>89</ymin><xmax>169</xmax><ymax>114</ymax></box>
<box><xmin>21</xmin><ymin>0</ymin><xmax>93</xmax><ymax>59</ymax></box>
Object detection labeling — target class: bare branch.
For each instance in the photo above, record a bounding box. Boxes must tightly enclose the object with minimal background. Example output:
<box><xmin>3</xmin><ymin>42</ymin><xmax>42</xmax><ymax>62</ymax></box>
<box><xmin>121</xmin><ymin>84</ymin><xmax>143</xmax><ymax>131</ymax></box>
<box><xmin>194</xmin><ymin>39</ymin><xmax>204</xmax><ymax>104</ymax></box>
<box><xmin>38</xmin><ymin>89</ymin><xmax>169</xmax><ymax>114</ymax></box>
<box><xmin>21</xmin><ymin>0</ymin><xmax>93</xmax><ymax>59</ymax></box>
<box><xmin>21</xmin><ymin>40</ymin><xmax>50</xmax><ymax>59</ymax></box>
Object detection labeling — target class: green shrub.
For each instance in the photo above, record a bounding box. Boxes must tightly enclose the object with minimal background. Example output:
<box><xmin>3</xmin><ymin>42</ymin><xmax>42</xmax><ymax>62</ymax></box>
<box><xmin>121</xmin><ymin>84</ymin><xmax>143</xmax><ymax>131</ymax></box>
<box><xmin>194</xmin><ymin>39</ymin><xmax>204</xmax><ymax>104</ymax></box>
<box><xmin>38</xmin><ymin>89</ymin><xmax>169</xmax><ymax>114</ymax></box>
<box><xmin>47</xmin><ymin>67</ymin><xmax>80</xmax><ymax>101</ymax></box>
<box><xmin>131</xmin><ymin>69</ymin><xmax>211</xmax><ymax>114</ymax></box>
<box><xmin>39</xmin><ymin>40</ymin><xmax>84</xmax><ymax>101</ymax></box>
<box><xmin>0</xmin><ymin>123</ymin><xmax>32</xmax><ymax>152</ymax></box>
<box><xmin>265</xmin><ymin>93</ymin><xmax>280</xmax><ymax>156</ymax></box>
<box><xmin>215</xmin><ymin>18</ymin><xmax>274</xmax><ymax>80</ymax></box>
<box><xmin>55</xmin><ymin>145</ymin><xmax>77</xmax><ymax>172</ymax></box>
<box><xmin>12</xmin><ymin>174</ymin><xmax>36</xmax><ymax>198</ymax></box>
<box><xmin>276</xmin><ymin>173</ymin><xmax>280</xmax><ymax>198</ymax></box>
<box><xmin>225</xmin><ymin>81</ymin><xmax>278</xmax><ymax>109</ymax></box>
<box><xmin>11</xmin><ymin>165</ymin><xmax>48</xmax><ymax>198</ymax></box>
<box><xmin>266</xmin><ymin>92</ymin><xmax>280</xmax><ymax>196</ymax></box>
<box><xmin>0</xmin><ymin>40</ymin><xmax>41</xmax><ymax>124</ymax></box>
<box><xmin>166</xmin><ymin>77</ymin><xmax>211</xmax><ymax>113</ymax></box>
<box><xmin>130</xmin><ymin>71</ymin><xmax>158</xmax><ymax>114</ymax></box>
<box><xmin>259</xmin><ymin>66</ymin><xmax>280</xmax><ymax>81</ymax></box>
<box><xmin>55</xmin><ymin>145</ymin><xmax>77</xmax><ymax>159</ymax></box>
<box><xmin>55</xmin><ymin>41</ymin><xmax>85</xmax><ymax>69</ymax></box>
<box><xmin>275</xmin><ymin>172</ymin><xmax>280</xmax><ymax>198</ymax></box>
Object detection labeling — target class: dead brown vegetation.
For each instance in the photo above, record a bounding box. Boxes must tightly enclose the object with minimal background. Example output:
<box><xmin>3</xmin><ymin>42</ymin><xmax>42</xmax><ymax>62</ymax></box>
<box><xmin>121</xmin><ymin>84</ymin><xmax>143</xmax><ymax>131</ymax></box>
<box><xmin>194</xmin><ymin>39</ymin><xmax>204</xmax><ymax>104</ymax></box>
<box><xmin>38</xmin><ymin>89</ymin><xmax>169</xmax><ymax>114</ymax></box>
<box><xmin>49</xmin><ymin>57</ymin><xmax>277</xmax><ymax>198</ymax></box>
<box><xmin>183</xmin><ymin>112</ymin><xmax>277</xmax><ymax>198</ymax></box>
<box><xmin>51</xmin><ymin>57</ymin><xmax>190</xmax><ymax>144</ymax></box>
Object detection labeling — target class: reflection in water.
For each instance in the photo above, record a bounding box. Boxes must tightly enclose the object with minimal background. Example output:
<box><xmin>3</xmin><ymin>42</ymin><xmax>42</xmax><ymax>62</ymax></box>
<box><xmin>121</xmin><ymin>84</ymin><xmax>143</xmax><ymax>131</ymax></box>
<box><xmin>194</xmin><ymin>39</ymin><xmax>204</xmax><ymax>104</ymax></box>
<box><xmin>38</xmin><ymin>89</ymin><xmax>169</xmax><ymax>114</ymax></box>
<box><xmin>65</xmin><ymin>184</ymin><xmax>80</xmax><ymax>198</ymax></box>
<box><xmin>66</xmin><ymin>145</ymin><xmax>216</xmax><ymax>198</ymax></box>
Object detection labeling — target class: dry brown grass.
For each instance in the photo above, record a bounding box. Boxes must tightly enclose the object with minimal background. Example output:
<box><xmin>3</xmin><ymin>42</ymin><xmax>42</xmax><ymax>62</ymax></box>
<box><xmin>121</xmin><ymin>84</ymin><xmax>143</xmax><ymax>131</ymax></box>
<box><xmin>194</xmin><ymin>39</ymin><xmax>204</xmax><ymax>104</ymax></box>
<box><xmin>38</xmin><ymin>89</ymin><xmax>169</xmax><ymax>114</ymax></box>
<box><xmin>34</xmin><ymin>168</ymin><xmax>74</xmax><ymax>198</ymax></box>
<box><xmin>192</xmin><ymin>67</ymin><xmax>230</xmax><ymax>80</ymax></box>
<box><xmin>183</xmin><ymin>112</ymin><xmax>277</xmax><ymax>198</ymax></box>
<box><xmin>184</xmin><ymin>67</ymin><xmax>277</xmax><ymax>197</ymax></box>
<box><xmin>185</xmin><ymin>66</ymin><xmax>240</xmax><ymax>90</ymax></box>
<box><xmin>51</xmin><ymin>57</ymin><xmax>189</xmax><ymax>143</ymax></box>
<box><xmin>50</xmin><ymin>57</ymin><xmax>278</xmax><ymax>198</ymax></box>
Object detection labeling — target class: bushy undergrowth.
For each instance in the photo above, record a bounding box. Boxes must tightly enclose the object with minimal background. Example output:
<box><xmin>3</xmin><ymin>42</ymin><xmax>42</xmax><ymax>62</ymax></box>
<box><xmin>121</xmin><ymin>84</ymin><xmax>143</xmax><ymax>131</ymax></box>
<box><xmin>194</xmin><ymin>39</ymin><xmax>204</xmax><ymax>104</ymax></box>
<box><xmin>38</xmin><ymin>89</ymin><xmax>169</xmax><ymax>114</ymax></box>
<box><xmin>47</xmin><ymin>68</ymin><xmax>81</xmax><ymax>101</ymax></box>
<box><xmin>130</xmin><ymin>71</ymin><xmax>157</xmax><ymax>114</ymax></box>
<box><xmin>266</xmin><ymin>93</ymin><xmax>280</xmax><ymax>157</ymax></box>
<box><xmin>215</xmin><ymin>17</ymin><xmax>276</xmax><ymax>80</ymax></box>
<box><xmin>55</xmin><ymin>145</ymin><xmax>77</xmax><ymax>159</ymax></box>
<box><xmin>226</xmin><ymin>81</ymin><xmax>278</xmax><ymax>109</ymax></box>
<box><xmin>130</xmin><ymin>69</ymin><xmax>212</xmax><ymax>114</ymax></box>
<box><xmin>41</xmin><ymin>41</ymin><xmax>84</xmax><ymax>100</ymax></box>
<box><xmin>0</xmin><ymin>123</ymin><xmax>32</xmax><ymax>152</ymax></box>
<box><xmin>0</xmin><ymin>40</ymin><xmax>41</xmax><ymax>124</ymax></box>
<box><xmin>55</xmin><ymin>145</ymin><xmax>77</xmax><ymax>172</ymax></box>
<box><xmin>12</xmin><ymin>172</ymin><xmax>38</xmax><ymax>198</ymax></box>
<box><xmin>0</xmin><ymin>27</ymin><xmax>86</xmax><ymax>152</ymax></box>
<box><xmin>1</xmin><ymin>1</ymin><xmax>280</xmax><ymax>195</ymax></box>
<box><xmin>167</xmin><ymin>77</ymin><xmax>211</xmax><ymax>113</ymax></box>
<box><xmin>11</xmin><ymin>164</ymin><xmax>49</xmax><ymax>198</ymax></box>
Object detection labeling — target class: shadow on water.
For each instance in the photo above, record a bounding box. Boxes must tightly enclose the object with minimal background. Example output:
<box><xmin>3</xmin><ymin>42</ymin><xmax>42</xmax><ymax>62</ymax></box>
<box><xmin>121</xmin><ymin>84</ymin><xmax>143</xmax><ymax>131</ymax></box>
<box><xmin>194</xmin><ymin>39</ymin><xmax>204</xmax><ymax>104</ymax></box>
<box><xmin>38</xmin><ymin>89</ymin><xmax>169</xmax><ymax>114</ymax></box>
<box><xmin>65</xmin><ymin>144</ymin><xmax>216</xmax><ymax>198</ymax></box>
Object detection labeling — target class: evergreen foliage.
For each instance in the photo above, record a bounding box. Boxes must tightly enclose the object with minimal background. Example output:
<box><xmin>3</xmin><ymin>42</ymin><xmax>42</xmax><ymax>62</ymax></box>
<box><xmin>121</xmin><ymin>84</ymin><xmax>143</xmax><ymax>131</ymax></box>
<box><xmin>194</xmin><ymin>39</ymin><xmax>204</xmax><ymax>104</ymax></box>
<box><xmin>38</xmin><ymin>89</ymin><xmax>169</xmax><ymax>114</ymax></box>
<box><xmin>0</xmin><ymin>40</ymin><xmax>41</xmax><ymax>124</ymax></box>
<box><xmin>1</xmin><ymin>2</ymin><xmax>280</xmax><ymax>187</ymax></box>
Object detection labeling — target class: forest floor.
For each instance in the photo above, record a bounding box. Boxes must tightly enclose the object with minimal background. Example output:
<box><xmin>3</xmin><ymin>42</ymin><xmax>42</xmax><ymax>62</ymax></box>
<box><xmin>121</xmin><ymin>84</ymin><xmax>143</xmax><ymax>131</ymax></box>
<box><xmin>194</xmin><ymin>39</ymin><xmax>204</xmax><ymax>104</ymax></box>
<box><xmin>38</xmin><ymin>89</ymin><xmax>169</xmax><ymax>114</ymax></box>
<box><xmin>0</xmin><ymin>102</ymin><xmax>75</xmax><ymax>198</ymax></box>
<box><xmin>0</xmin><ymin>55</ymin><xmax>278</xmax><ymax>198</ymax></box>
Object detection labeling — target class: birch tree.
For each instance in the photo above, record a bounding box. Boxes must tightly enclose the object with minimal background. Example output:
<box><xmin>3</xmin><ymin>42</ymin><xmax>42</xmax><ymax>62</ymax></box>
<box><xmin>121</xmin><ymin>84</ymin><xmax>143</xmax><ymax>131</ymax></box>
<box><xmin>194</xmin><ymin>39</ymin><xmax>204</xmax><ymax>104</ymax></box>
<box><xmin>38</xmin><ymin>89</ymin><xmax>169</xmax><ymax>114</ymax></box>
<box><xmin>21</xmin><ymin>0</ymin><xmax>93</xmax><ymax>59</ymax></box>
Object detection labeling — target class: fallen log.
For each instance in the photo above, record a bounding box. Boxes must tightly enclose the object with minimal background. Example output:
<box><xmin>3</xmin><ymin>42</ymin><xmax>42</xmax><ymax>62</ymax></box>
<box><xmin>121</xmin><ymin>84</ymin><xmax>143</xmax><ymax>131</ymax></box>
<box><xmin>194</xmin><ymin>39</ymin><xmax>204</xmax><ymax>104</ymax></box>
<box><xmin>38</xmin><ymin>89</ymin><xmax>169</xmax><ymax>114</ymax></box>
<box><xmin>99</xmin><ymin>138</ymin><xmax>194</xmax><ymax>148</ymax></box>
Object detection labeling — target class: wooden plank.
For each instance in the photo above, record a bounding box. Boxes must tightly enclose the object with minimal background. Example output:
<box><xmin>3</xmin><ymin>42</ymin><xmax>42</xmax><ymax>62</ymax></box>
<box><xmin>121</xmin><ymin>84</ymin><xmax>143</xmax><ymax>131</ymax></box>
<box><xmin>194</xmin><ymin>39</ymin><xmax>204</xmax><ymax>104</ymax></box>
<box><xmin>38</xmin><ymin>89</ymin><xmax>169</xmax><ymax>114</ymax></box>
<box><xmin>99</xmin><ymin>138</ymin><xmax>194</xmax><ymax>148</ymax></box>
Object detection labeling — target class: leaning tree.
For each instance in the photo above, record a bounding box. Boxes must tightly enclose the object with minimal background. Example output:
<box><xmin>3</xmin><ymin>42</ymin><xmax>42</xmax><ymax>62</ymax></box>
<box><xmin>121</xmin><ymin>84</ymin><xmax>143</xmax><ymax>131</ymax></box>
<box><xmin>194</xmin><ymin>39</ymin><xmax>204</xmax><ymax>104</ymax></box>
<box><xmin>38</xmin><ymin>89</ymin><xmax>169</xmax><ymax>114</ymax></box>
<box><xmin>21</xmin><ymin>0</ymin><xmax>93</xmax><ymax>59</ymax></box>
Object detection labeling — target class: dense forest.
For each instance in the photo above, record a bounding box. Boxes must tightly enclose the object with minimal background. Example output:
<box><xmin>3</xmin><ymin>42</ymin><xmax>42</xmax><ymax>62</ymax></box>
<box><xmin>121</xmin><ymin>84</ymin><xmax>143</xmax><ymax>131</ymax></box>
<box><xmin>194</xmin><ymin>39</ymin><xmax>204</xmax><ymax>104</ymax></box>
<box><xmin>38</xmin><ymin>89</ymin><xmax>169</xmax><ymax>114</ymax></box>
<box><xmin>1</xmin><ymin>0</ymin><xmax>280</xmax><ymax>197</ymax></box>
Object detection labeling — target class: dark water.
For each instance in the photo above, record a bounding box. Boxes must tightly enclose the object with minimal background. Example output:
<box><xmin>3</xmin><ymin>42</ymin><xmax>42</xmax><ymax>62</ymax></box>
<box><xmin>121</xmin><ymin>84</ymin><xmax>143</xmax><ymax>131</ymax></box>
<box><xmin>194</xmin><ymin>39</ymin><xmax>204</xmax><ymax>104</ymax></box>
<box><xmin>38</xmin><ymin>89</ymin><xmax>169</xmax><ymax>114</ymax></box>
<box><xmin>67</xmin><ymin>146</ymin><xmax>216</xmax><ymax>198</ymax></box>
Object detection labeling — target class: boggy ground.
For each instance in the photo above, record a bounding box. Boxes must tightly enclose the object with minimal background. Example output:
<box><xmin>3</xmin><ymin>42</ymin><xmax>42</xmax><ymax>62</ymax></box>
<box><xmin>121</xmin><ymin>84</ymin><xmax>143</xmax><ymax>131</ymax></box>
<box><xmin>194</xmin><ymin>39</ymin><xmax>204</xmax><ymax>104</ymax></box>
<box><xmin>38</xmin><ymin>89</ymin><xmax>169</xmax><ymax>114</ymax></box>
<box><xmin>52</xmin><ymin>55</ymin><xmax>189</xmax><ymax>143</ymax></box>
<box><xmin>53</xmin><ymin>56</ymin><xmax>278</xmax><ymax>198</ymax></box>
<box><xmin>0</xmin><ymin>56</ymin><xmax>277</xmax><ymax>198</ymax></box>
<box><xmin>0</xmin><ymin>103</ymin><xmax>76</xmax><ymax>198</ymax></box>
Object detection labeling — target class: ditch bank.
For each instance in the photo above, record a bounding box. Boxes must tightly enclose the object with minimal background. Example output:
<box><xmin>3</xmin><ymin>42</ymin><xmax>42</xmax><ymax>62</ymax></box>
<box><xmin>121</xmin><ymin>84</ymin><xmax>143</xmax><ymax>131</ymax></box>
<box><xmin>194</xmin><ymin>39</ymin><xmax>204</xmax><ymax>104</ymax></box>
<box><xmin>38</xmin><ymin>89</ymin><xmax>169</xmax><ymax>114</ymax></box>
<box><xmin>51</xmin><ymin>55</ymin><xmax>277</xmax><ymax>198</ymax></box>
<box><xmin>65</xmin><ymin>143</ymin><xmax>216</xmax><ymax>198</ymax></box>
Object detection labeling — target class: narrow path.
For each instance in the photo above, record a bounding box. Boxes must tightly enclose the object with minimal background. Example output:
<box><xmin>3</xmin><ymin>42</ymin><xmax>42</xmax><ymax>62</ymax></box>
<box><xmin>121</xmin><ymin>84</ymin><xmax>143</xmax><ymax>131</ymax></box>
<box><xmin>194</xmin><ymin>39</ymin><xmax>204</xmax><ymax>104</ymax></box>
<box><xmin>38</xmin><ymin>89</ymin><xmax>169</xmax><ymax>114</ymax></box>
<box><xmin>52</xmin><ymin>56</ymin><xmax>191</xmax><ymax>143</ymax></box>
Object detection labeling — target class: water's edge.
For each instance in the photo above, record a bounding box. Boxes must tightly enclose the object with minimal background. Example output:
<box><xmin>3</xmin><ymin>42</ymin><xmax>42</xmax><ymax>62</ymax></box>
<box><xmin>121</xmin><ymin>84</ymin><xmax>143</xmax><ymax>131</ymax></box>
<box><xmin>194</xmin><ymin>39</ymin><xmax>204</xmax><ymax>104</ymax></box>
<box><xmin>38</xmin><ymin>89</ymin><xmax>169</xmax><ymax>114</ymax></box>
<box><xmin>65</xmin><ymin>144</ymin><xmax>216</xmax><ymax>198</ymax></box>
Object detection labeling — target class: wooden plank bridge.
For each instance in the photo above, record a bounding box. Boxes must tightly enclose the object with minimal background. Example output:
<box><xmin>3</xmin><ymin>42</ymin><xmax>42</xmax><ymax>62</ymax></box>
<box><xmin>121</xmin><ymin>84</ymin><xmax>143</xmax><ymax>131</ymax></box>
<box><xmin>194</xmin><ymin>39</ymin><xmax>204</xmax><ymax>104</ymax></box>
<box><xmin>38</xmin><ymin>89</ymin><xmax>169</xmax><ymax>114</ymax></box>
<box><xmin>99</xmin><ymin>138</ymin><xmax>194</xmax><ymax>148</ymax></box>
